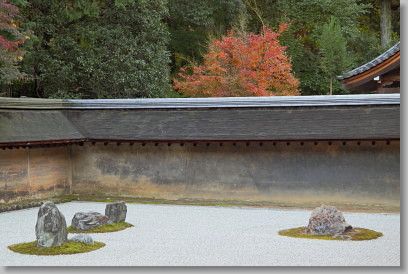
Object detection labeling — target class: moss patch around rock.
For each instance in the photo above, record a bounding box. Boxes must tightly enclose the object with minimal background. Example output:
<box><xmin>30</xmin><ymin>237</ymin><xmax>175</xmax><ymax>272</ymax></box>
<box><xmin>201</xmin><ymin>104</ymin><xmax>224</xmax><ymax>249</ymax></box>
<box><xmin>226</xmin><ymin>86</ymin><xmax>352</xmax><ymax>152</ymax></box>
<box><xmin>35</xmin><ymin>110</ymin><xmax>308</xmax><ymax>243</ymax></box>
<box><xmin>8</xmin><ymin>241</ymin><xmax>105</xmax><ymax>255</ymax></box>
<box><xmin>278</xmin><ymin>227</ymin><xmax>383</xmax><ymax>241</ymax></box>
<box><xmin>67</xmin><ymin>221</ymin><xmax>133</xmax><ymax>234</ymax></box>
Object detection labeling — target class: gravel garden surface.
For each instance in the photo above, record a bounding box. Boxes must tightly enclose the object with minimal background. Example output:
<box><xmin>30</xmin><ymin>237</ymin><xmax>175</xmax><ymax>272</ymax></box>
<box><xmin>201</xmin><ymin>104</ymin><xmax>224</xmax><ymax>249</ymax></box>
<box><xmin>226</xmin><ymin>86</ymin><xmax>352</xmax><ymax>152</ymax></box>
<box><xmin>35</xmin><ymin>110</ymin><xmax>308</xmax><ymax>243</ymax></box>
<box><xmin>0</xmin><ymin>202</ymin><xmax>400</xmax><ymax>266</ymax></box>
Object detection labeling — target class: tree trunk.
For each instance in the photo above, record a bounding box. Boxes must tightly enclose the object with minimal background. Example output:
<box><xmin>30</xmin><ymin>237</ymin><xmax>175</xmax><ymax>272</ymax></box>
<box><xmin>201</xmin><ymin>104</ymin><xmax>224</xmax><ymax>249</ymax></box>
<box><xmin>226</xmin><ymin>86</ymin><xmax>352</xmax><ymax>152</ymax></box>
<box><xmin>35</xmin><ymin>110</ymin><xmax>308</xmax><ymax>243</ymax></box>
<box><xmin>329</xmin><ymin>78</ymin><xmax>333</xmax><ymax>95</ymax></box>
<box><xmin>380</xmin><ymin>0</ymin><xmax>392</xmax><ymax>48</ymax></box>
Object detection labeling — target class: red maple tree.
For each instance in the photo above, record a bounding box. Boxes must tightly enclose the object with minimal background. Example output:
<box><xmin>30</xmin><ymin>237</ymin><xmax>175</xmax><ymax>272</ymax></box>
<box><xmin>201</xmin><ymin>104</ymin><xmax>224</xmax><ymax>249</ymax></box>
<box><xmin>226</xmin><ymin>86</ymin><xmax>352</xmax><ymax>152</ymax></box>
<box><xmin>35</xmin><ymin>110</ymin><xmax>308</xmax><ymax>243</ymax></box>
<box><xmin>174</xmin><ymin>24</ymin><xmax>300</xmax><ymax>97</ymax></box>
<box><xmin>0</xmin><ymin>0</ymin><xmax>24</xmax><ymax>51</ymax></box>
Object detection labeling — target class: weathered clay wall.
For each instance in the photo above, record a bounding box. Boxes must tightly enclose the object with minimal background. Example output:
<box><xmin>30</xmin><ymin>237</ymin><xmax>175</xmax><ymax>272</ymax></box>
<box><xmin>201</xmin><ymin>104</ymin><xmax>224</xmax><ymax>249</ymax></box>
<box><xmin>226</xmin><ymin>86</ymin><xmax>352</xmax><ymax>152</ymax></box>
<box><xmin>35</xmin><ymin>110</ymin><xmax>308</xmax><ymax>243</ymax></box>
<box><xmin>0</xmin><ymin>141</ymin><xmax>400</xmax><ymax>208</ymax></box>
<box><xmin>71</xmin><ymin>141</ymin><xmax>400</xmax><ymax>208</ymax></box>
<box><xmin>0</xmin><ymin>147</ymin><xmax>71</xmax><ymax>202</ymax></box>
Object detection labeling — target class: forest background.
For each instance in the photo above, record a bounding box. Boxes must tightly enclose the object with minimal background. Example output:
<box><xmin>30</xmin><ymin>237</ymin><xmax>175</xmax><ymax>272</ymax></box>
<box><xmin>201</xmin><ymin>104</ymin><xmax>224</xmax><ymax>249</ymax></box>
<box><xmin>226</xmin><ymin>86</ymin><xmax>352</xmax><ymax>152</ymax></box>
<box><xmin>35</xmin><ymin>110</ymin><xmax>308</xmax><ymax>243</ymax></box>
<box><xmin>0</xmin><ymin>0</ymin><xmax>400</xmax><ymax>98</ymax></box>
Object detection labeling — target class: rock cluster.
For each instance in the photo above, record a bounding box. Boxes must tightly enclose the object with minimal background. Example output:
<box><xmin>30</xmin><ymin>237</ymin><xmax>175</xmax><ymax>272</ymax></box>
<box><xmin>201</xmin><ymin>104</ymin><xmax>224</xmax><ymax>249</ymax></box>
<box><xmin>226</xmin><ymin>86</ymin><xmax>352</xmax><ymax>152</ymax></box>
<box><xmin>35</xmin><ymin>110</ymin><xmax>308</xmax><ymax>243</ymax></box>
<box><xmin>71</xmin><ymin>202</ymin><xmax>128</xmax><ymax>230</ymax></box>
<box><xmin>35</xmin><ymin>201</ymin><xmax>68</xmax><ymax>247</ymax></box>
<box><xmin>307</xmin><ymin>205</ymin><xmax>352</xmax><ymax>235</ymax></box>
<box><xmin>31</xmin><ymin>201</ymin><xmax>129</xmax><ymax>248</ymax></box>
<box><xmin>71</xmin><ymin>212</ymin><xmax>111</xmax><ymax>230</ymax></box>
<box><xmin>105</xmin><ymin>201</ymin><xmax>127</xmax><ymax>223</ymax></box>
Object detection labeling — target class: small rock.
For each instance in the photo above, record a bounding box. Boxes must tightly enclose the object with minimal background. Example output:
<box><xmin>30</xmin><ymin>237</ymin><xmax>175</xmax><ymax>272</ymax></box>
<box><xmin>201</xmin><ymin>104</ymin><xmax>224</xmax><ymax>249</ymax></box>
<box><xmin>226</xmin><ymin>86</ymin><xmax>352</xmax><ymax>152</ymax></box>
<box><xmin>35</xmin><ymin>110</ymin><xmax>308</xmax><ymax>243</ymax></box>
<box><xmin>35</xmin><ymin>201</ymin><xmax>68</xmax><ymax>247</ymax></box>
<box><xmin>105</xmin><ymin>202</ymin><xmax>127</xmax><ymax>223</ymax></box>
<box><xmin>307</xmin><ymin>205</ymin><xmax>352</xmax><ymax>235</ymax></box>
<box><xmin>70</xmin><ymin>234</ymin><xmax>94</xmax><ymax>244</ymax></box>
<box><xmin>71</xmin><ymin>212</ymin><xmax>110</xmax><ymax>230</ymax></box>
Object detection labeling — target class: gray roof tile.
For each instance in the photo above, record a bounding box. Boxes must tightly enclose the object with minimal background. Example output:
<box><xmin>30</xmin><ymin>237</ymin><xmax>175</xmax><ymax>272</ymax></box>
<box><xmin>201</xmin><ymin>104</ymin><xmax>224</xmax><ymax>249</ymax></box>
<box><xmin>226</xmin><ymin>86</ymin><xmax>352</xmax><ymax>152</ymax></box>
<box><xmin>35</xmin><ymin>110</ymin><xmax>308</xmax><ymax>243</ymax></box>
<box><xmin>338</xmin><ymin>42</ymin><xmax>400</xmax><ymax>80</ymax></box>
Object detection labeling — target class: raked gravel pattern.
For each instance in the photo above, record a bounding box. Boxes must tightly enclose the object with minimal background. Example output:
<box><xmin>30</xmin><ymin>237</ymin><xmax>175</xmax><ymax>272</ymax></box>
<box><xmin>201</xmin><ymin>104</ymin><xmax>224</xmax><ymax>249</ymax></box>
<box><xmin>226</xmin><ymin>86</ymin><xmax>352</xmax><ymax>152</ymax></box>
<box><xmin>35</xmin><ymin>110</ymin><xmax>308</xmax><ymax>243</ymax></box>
<box><xmin>0</xmin><ymin>202</ymin><xmax>400</xmax><ymax>266</ymax></box>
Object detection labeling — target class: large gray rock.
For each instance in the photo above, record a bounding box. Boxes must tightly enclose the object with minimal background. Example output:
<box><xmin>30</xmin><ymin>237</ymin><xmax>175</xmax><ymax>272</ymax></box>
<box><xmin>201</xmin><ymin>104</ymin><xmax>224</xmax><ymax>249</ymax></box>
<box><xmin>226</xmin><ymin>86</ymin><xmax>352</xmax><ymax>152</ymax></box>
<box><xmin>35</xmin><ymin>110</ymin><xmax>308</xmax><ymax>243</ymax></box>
<box><xmin>70</xmin><ymin>234</ymin><xmax>94</xmax><ymax>245</ymax></box>
<box><xmin>71</xmin><ymin>212</ymin><xmax>111</xmax><ymax>230</ymax></box>
<box><xmin>307</xmin><ymin>205</ymin><xmax>352</xmax><ymax>235</ymax></box>
<box><xmin>35</xmin><ymin>201</ymin><xmax>68</xmax><ymax>247</ymax></box>
<box><xmin>105</xmin><ymin>202</ymin><xmax>127</xmax><ymax>223</ymax></box>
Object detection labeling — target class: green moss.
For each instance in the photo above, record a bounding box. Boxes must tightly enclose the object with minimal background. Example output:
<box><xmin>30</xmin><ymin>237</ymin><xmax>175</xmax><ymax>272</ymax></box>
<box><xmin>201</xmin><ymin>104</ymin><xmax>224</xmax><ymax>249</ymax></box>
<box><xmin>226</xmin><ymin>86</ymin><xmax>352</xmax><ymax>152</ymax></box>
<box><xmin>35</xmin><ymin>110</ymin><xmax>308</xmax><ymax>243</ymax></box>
<box><xmin>67</xmin><ymin>222</ymin><xmax>133</xmax><ymax>233</ymax></box>
<box><xmin>349</xmin><ymin>228</ymin><xmax>384</xmax><ymax>241</ymax></box>
<box><xmin>8</xmin><ymin>241</ymin><xmax>105</xmax><ymax>256</ymax></box>
<box><xmin>278</xmin><ymin>227</ymin><xmax>383</xmax><ymax>241</ymax></box>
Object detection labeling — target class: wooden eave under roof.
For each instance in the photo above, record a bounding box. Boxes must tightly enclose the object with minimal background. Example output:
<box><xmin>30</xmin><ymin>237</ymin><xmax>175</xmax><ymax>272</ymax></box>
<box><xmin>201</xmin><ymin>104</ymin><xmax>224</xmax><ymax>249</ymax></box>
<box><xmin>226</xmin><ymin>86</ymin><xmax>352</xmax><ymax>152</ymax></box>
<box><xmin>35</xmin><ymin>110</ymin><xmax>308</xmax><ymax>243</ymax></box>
<box><xmin>338</xmin><ymin>42</ymin><xmax>400</xmax><ymax>93</ymax></box>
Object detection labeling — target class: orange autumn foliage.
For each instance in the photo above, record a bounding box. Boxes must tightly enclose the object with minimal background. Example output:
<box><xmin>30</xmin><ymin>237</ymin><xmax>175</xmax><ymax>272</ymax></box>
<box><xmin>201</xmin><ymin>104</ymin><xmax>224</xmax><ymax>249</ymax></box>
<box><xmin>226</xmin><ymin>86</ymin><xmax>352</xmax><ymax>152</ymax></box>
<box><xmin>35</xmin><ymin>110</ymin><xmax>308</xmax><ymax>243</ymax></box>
<box><xmin>174</xmin><ymin>24</ymin><xmax>300</xmax><ymax>97</ymax></box>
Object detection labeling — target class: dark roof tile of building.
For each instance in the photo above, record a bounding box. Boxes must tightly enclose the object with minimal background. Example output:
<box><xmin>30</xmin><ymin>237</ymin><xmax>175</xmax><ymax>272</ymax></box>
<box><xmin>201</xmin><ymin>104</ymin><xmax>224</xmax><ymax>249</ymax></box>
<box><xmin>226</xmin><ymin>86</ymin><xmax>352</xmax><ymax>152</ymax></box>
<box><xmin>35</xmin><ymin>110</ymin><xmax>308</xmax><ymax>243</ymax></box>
<box><xmin>338</xmin><ymin>42</ymin><xmax>400</xmax><ymax>80</ymax></box>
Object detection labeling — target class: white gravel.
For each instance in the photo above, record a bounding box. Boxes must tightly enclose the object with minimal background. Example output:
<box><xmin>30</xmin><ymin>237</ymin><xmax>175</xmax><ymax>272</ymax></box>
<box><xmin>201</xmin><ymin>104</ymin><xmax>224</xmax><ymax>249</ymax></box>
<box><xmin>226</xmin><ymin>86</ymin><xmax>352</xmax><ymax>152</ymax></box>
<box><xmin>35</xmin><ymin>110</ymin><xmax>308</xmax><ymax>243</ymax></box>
<box><xmin>0</xmin><ymin>202</ymin><xmax>400</xmax><ymax>266</ymax></box>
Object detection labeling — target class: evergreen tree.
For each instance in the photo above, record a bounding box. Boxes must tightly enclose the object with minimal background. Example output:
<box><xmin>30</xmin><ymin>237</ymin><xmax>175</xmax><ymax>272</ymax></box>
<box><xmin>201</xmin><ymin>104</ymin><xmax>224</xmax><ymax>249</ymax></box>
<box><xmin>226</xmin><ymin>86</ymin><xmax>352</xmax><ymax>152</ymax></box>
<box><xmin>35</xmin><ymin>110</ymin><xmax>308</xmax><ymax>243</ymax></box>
<box><xmin>167</xmin><ymin>0</ymin><xmax>246</xmax><ymax>75</ymax></box>
<box><xmin>18</xmin><ymin>0</ymin><xmax>170</xmax><ymax>99</ymax></box>
<box><xmin>318</xmin><ymin>16</ymin><xmax>352</xmax><ymax>95</ymax></box>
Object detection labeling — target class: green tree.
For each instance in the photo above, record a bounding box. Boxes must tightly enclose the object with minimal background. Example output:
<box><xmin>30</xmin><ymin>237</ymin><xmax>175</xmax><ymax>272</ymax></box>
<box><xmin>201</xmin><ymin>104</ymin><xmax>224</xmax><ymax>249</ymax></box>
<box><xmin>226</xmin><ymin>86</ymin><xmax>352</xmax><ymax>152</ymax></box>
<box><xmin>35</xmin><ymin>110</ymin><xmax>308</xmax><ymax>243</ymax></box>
<box><xmin>167</xmin><ymin>0</ymin><xmax>246</xmax><ymax>74</ymax></box>
<box><xmin>18</xmin><ymin>0</ymin><xmax>170</xmax><ymax>99</ymax></box>
<box><xmin>239</xmin><ymin>0</ymin><xmax>375</xmax><ymax>95</ymax></box>
<box><xmin>318</xmin><ymin>16</ymin><xmax>352</xmax><ymax>95</ymax></box>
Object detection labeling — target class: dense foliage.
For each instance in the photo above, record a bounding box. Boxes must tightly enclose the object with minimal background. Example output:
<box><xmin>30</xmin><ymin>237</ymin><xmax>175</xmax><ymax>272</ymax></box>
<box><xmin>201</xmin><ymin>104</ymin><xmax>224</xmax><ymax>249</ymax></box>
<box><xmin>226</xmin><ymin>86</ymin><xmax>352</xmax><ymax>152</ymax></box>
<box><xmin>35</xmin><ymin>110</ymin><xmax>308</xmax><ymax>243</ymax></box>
<box><xmin>0</xmin><ymin>0</ymin><xmax>400</xmax><ymax>98</ymax></box>
<box><xmin>167</xmin><ymin>0</ymin><xmax>246</xmax><ymax>75</ymax></box>
<box><xmin>174</xmin><ymin>25</ymin><xmax>299</xmax><ymax>97</ymax></box>
<box><xmin>245</xmin><ymin>0</ymin><xmax>374</xmax><ymax>95</ymax></box>
<box><xmin>15</xmin><ymin>0</ymin><xmax>170</xmax><ymax>98</ymax></box>
<box><xmin>245</xmin><ymin>0</ymin><xmax>399</xmax><ymax>95</ymax></box>
<box><xmin>318</xmin><ymin>17</ymin><xmax>353</xmax><ymax>94</ymax></box>
<box><xmin>0</xmin><ymin>0</ymin><xmax>26</xmax><ymax>91</ymax></box>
